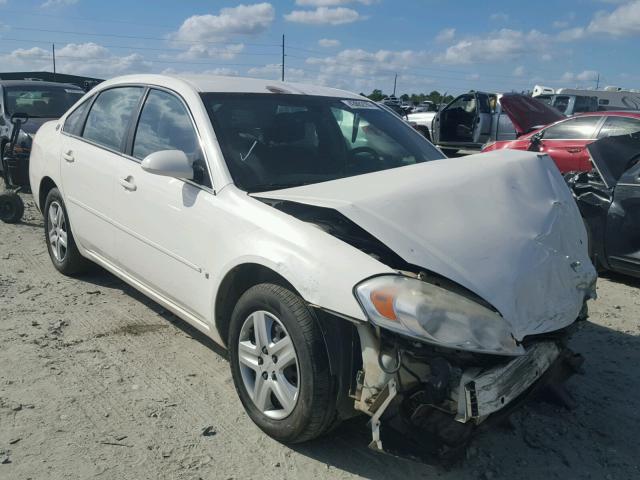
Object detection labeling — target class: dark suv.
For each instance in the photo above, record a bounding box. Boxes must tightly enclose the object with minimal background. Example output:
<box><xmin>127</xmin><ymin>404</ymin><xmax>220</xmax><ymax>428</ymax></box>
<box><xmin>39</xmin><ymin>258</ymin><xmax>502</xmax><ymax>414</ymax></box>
<box><xmin>0</xmin><ymin>80</ymin><xmax>85</xmax><ymax>160</ymax></box>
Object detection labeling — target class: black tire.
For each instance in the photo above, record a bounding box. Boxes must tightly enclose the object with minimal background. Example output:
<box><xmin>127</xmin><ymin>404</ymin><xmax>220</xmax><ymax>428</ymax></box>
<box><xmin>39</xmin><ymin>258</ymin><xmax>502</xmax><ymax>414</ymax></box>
<box><xmin>0</xmin><ymin>192</ymin><xmax>24</xmax><ymax>223</ymax></box>
<box><xmin>43</xmin><ymin>188</ymin><xmax>89</xmax><ymax>275</ymax></box>
<box><xmin>228</xmin><ymin>283</ymin><xmax>336</xmax><ymax>444</ymax></box>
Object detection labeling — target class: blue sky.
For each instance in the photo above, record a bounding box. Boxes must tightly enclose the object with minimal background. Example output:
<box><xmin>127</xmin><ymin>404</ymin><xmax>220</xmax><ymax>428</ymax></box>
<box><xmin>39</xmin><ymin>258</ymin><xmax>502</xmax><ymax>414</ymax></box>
<box><xmin>1</xmin><ymin>0</ymin><xmax>639</xmax><ymax>96</ymax></box>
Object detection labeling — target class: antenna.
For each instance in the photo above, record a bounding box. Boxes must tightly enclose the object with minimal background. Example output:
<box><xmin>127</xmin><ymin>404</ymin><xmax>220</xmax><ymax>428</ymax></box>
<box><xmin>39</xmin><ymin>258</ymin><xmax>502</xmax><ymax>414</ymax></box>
<box><xmin>52</xmin><ymin>43</ymin><xmax>56</xmax><ymax>75</ymax></box>
<box><xmin>393</xmin><ymin>73</ymin><xmax>397</xmax><ymax>96</ymax></box>
<box><xmin>281</xmin><ymin>34</ymin><xmax>285</xmax><ymax>82</ymax></box>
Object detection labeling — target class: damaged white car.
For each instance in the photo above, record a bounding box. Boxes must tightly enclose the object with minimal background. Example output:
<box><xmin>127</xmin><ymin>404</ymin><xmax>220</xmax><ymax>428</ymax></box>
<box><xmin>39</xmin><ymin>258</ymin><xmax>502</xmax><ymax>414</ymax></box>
<box><xmin>29</xmin><ymin>74</ymin><xmax>597</xmax><ymax>459</ymax></box>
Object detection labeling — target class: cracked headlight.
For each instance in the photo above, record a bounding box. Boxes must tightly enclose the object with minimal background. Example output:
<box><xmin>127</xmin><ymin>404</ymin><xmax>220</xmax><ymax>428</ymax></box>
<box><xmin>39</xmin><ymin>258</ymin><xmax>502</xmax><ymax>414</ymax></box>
<box><xmin>355</xmin><ymin>275</ymin><xmax>524</xmax><ymax>356</ymax></box>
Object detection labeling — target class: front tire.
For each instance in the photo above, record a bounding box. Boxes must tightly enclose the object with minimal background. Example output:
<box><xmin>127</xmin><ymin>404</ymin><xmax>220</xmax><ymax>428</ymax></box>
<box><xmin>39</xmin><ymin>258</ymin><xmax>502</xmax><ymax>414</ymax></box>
<box><xmin>44</xmin><ymin>188</ymin><xmax>89</xmax><ymax>275</ymax></box>
<box><xmin>228</xmin><ymin>283</ymin><xmax>336</xmax><ymax>443</ymax></box>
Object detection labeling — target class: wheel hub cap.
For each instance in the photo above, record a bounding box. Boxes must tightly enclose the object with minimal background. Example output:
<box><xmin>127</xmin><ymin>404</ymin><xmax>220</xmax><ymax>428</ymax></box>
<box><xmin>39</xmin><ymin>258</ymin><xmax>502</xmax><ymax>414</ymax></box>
<box><xmin>238</xmin><ymin>311</ymin><xmax>299</xmax><ymax>420</ymax></box>
<box><xmin>48</xmin><ymin>201</ymin><xmax>68</xmax><ymax>262</ymax></box>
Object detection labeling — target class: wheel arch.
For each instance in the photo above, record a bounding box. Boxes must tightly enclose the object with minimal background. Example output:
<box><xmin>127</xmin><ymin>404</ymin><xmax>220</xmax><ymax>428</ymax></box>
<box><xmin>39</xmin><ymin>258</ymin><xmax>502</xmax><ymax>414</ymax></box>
<box><xmin>214</xmin><ymin>262</ymin><xmax>301</xmax><ymax>349</ymax></box>
<box><xmin>38</xmin><ymin>176</ymin><xmax>58</xmax><ymax>213</ymax></box>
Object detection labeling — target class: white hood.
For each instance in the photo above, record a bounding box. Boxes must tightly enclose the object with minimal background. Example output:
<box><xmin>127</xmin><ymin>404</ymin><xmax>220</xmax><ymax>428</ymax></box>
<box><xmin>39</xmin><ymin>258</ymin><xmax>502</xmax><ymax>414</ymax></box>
<box><xmin>255</xmin><ymin>150</ymin><xmax>597</xmax><ymax>341</ymax></box>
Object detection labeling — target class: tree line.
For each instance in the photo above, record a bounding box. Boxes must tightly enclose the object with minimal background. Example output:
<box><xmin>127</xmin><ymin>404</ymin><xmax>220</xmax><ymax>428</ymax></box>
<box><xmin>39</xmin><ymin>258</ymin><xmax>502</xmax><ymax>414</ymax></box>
<box><xmin>361</xmin><ymin>89</ymin><xmax>455</xmax><ymax>105</ymax></box>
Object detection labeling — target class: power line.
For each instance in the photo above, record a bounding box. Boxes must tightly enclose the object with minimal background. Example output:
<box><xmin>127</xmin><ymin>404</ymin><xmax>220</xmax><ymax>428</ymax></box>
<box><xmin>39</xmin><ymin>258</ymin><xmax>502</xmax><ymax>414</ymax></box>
<box><xmin>9</xmin><ymin>26</ymin><xmax>281</xmax><ymax>48</ymax></box>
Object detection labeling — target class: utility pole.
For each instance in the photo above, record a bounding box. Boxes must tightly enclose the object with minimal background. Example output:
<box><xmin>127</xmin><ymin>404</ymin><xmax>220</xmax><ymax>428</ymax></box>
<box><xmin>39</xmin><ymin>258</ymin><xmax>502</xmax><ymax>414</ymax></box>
<box><xmin>393</xmin><ymin>73</ymin><xmax>397</xmax><ymax>96</ymax></box>
<box><xmin>52</xmin><ymin>43</ymin><xmax>56</xmax><ymax>75</ymax></box>
<box><xmin>596</xmin><ymin>72</ymin><xmax>600</xmax><ymax>90</ymax></box>
<box><xmin>281</xmin><ymin>34</ymin><xmax>285</xmax><ymax>82</ymax></box>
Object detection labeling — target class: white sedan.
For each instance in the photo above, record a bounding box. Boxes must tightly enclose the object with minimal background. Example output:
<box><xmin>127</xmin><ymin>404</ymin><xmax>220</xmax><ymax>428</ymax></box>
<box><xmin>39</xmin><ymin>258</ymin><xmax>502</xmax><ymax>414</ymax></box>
<box><xmin>29</xmin><ymin>74</ymin><xmax>596</xmax><ymax>456</ymax></box>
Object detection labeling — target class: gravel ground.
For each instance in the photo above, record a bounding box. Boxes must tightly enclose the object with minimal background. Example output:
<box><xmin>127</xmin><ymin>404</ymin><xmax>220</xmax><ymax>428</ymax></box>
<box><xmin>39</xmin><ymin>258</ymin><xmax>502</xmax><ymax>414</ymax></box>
<box><xmin>1</xmin><ymin>193</ymin><xmax>640</xmax><ymax>480</ymax></box>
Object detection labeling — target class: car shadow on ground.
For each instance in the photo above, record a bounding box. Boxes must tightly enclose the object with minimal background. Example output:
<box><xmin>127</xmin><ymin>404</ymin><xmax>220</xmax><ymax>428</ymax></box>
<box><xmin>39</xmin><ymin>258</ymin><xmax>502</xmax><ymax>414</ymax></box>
<box><xmin>599</xmin><ymin>270</ymin><xmax>640</xmax><ymax>289</ymax></box>
<box><xmin>75</xmin><ymin>266</ymin><xmax>640</xmax><ymax>479</ymax></box>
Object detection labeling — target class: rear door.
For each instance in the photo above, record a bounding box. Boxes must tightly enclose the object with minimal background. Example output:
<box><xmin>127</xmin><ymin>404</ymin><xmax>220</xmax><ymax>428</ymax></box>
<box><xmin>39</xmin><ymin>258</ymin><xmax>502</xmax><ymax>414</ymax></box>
<box><xmin>605</xmin><ymin>160</ymin><xmax>640</xmax><ymax>274</ymax></box>
<box><xmin>110</xmin><ymin>87</ymin><xmax>216</xmax><ymax>326</ymax></box>
<box><xmin>60</xmin><ymin>87</ymin><xmax>144</xmax><ymax>260</ymax></box>
<box><xmin>537</xmin><ymin>116</ymin><xmax>603</xmax><ymax>172</ymax></box>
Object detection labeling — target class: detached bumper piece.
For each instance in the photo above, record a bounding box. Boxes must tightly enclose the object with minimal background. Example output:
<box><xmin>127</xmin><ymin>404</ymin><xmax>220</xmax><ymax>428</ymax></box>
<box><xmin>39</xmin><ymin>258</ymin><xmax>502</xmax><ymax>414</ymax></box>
<box><xmin>368</xmin><ymin>342</ymin><xmax>583</xmax><ymax>464</ymax></box>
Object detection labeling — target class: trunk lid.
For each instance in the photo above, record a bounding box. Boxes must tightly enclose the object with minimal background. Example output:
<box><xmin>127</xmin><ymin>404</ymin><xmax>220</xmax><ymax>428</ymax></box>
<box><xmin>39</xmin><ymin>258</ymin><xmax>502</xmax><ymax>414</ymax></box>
<box><xmin>254</xmin><ymin>150</ymin><xmax>596</xmax><ymax>341</ymax></box>
<box><xmin>500</xmin><ymin>94</ymin><xmax>565</xmax><ymax>136</ymax></box>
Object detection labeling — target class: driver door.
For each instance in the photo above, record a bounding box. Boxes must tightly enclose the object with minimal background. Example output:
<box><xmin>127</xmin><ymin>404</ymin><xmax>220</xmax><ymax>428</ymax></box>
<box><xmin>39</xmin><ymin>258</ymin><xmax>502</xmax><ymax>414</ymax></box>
<box><xmin>472</xmin><ymin>93</ymin><xmax>492</xmax><ymax>145</ymax></box>
<box><xmin>605</xmin><ymin>161</ymin><xmax>640</xmax><ymax>275</ymax></box>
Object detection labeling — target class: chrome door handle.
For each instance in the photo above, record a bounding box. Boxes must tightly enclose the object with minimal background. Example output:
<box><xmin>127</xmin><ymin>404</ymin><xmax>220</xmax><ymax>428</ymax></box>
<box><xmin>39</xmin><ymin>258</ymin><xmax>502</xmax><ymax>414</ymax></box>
<box><xmin>63</xmin><ymin>150</ymin><xmax>74</xmax><ymax>162</ymax></box>
<box><xmin>119</xmin><ymin>176</ymin><xmax>137</xmax><ymax>191</ymax></box>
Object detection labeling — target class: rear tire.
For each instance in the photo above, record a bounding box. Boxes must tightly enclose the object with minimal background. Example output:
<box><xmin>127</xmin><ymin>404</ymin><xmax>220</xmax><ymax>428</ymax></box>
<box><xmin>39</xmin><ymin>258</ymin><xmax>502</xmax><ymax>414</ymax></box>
<box><xmin>0</xmin><ymin>192</ymin><xmax>24</xmax><ymax>223</ymax></box>
<box><xmin>228</xmin><ymin>283</ymin><xmax>337</xmax><ymax>443</ymax></box>
<box><xmin>44</xmin><ymin>188</ymin><xmax>89</xmax><ymax>275</ymax></box>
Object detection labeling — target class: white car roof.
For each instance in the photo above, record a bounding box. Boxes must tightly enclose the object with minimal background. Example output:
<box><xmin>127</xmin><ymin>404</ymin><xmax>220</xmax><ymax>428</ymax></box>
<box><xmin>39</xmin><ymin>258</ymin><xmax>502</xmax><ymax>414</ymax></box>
<box><xmin>96</xmin><ymin>74</ymin><xmax>362</xmax><ymax>99</ymax></box>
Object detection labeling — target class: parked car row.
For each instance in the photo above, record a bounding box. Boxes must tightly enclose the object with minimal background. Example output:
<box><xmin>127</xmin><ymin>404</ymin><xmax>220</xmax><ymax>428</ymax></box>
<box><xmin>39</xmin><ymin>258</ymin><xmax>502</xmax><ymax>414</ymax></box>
<box><xmin>21</xmin><ymin>74</ymin><xmax>599</xmax><ymax>461</ymax></box>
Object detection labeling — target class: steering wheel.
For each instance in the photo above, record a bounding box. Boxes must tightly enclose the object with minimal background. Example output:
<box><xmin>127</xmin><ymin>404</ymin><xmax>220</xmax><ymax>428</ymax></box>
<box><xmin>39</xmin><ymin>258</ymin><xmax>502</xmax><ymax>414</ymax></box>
<box><xmin>347</xmin><ymin>146</ymin><xmax>383</xmax><ymax>173</ymax></box>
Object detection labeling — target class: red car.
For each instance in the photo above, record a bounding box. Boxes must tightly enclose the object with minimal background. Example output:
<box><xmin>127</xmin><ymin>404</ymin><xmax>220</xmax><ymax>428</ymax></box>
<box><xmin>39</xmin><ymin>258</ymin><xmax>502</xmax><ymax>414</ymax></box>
<box><xmin>482</xmin><ymin>111</ymin><xmax>640</xmax><ymax>173</ymax></box>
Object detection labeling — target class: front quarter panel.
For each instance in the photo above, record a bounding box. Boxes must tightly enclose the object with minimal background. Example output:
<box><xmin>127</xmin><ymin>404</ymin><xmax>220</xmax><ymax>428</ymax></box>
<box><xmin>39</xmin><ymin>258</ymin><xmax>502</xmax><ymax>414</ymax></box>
<box><xmin>210</xmin><ymin>187</ymin><xmax>395</xmax><ymax>325</ymax></box>
<box><xmin>29</xmin><ymin>120</ymin><xmax>62</xmax><ymax>211</ymax></box>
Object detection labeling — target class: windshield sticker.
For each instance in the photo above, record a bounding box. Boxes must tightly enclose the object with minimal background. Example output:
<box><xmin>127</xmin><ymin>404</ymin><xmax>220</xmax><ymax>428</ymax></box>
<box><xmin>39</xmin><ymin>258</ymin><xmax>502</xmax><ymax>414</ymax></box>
<box><xmin>65</xmin><ymin>89</ymin><xmax>84</xmax><ymax>94</ymax></box>
<box><xmin>341</xmin><ymin>99</ymin><xmax>379</xmax><ymax>110</ymax></box>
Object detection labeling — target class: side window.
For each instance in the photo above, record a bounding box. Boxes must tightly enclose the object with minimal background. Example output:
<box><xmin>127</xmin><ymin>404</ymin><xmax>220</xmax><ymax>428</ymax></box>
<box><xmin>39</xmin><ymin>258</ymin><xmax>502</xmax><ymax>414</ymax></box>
<box><xmin>597</xmin><ymin>117</ymin><xmax>640</xmax><ymax>139</ymax></box>
<box><xmin>542</xmin><ymin>116</ymin><xmax>601</xmax><ymax>140</ymax></box>
<box><xmin>83</xmin><ymin>87</ymin><xmax>144</xmax><ymax>151</ymax></box>
<box><xmin>62</xmin><ymin>97</ymin><xmax>92</xmax><ymax>136</ymax></box>
<box><xmin>133</xmin><ymin>89</ymin><xmax>210</xmax><ymax>187</ymax></box>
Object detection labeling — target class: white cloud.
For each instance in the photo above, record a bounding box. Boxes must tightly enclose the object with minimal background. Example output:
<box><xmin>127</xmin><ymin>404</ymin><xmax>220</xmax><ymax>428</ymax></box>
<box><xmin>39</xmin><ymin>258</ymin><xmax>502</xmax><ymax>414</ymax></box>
<box><xmin>318</xmin><ymin>38</ymin><xmax>341</xmax><ymax>47</ymax></box>
<box><xmin>561</xmin><ymin>70</ymin><xmax>599</xmax><ymax>83</ymax></box>
<box><xmin>512</xmin><ymin>65</ymin><xmax>525</xmax><ymax>77</ymax></box>
<box><xmin>284</xmin><ymin>6</ymin><xmax>360</xmax><ymax>25</ymax></box>
<box><xmin>178</xmin><ymin>43</ymin><xmax>245</xmax><ymax>60</ymax></box>
<box><xmin>489</xmin><ymin>12</ymin><xmax>509</xmax><ymax>22</ymax></box>
<box><xmin>41</xmin><ymin>0</ymin><xmax>78</xmax><ymax>7</ymax></box>
<box><xmin>587</xmin><ymin>0</ymin><xmax>640</xmax><ymax>36</ymax></box>
<box><xmin>552</xmin><ymin>20</ymin><xmax>569</xmax><ymax>28</ymax></box>
<box><xmin>435</xmin><ymin>28</ymin><xmax>455</xmax><ymax>43</ymax></box>
<box><xmin>556</xmin><ymin>27</ymin><xmax>586</xmax><ymax>41</ymax></box>
<box><xmin>162</xmin><ymin>67</ymin><xmax>240</xmax><ymax>77</ymax></box>
<box><xmin>171</xmin><ymin>3</ymin><xmax>275</xmax><ymax>43</ymax></box>
<box><xmin>0</xmin><ymin>43</ymin><xmax>152</xmax><ymax>78</ymax></box>
<box><xmin>435</xmin><ymin>29</ymin><xmax>550</xmax><ymax>64</ymax></box>
<box><xmin>296</xmin><ymin>0</ymin><xmax>373</xmax><ymax>4</ymax></box>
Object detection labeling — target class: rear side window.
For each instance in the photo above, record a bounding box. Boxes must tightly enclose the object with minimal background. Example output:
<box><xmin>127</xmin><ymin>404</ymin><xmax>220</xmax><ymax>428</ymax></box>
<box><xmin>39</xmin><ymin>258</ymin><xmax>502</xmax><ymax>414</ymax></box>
<box><xmin>83</xmin><ymin>87</ymin><xmax>144</xmax><ymax>151</ymax></box>
<box><xmin>63</xmin><ymin>97</ymin><xmax>92</xmax><ymax>136</ymax></box>
<box><xmin>542</xmin><ymin>116</ymin><xmax>601</xmax><ymax>139</ymax></box>
<box><xmin>597</xmin><ymin>116</ymin><xmax>640</xmax><ymax>139</ymax></box>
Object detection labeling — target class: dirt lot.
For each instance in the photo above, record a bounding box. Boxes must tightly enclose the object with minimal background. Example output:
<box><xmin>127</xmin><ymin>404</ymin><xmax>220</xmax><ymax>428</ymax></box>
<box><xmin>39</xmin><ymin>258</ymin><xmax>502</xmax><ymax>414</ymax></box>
<box><xmin>1</xmin><ymin>194</ymin><xmax>640</xmax><ymax>480</ymax></box>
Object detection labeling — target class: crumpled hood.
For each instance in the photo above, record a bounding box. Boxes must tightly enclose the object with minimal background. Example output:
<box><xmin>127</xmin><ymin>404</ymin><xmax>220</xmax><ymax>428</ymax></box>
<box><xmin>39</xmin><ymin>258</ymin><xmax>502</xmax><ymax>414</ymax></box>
<box><xmin>254</xmin><ymin>150</ymin><xmax>596</xmax><ymax>340</ymax></box>
<box><xmin>500</xmin><ymin>94</ymin><xmax>565</xmax><ymax>136</ymax></box>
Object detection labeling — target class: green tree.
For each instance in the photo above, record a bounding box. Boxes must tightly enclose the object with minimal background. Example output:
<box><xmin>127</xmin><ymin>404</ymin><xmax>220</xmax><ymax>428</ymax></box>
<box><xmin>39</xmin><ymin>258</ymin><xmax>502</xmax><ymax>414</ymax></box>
<box><xmin>367</xmin><ymin>89</ymin><xmax>384</xmax><ymax>101</ymax></box>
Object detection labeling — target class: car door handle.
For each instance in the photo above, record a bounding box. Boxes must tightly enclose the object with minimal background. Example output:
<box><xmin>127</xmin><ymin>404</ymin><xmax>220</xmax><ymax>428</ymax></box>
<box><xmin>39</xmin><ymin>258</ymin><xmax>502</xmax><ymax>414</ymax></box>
<box><xmin>62</xmin><ymin>150</ymin><xmax>74</xmax><ymax>162</ymax></box>
<box><xmin>119</xmin><ymin>176</ymin><xmax>137</xmax><ymax>191</ymax></box>
<box><xmin>567</xmin><ymin>148</ymin><xmax>583</xmax><ymax>153</ymax></box>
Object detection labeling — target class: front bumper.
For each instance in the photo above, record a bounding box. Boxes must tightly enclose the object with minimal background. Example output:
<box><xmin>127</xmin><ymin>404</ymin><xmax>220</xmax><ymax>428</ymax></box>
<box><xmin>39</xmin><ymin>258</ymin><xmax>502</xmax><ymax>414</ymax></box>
<box><xmin>456</xmin><ymin>341</ymin><xmax>560</xmax><ymax>423</ymax></box>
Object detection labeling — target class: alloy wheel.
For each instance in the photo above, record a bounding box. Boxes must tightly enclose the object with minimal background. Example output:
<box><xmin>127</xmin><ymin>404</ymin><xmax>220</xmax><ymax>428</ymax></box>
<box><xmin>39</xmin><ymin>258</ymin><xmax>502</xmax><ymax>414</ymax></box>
<box><xmin>237</xmin><ymin>310</ymin><xmax>300</xmax><ymax>420</ymax></box>
<box><xmin>48</xmin><ymin>201</ymin><xmax>68</xmax><ymax>262</ymax></box>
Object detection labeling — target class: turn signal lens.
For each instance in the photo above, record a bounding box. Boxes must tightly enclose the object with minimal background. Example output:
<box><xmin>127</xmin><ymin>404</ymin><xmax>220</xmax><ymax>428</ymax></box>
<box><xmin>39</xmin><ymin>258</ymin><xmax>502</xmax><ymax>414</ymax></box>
<box><xmin>370</xmin><ymin>287</ymin><xmax>398</xmax><ymax>321</ymax></box>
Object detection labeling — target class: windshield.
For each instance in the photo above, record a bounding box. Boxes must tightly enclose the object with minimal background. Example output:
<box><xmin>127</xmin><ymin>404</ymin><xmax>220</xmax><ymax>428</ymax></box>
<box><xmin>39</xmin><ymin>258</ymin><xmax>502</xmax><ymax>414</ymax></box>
<box><xmin>3</xmin><ymin>85</ymin><xmax>84</xmax><ymax>118</ymax></box>
<box><xmin>551</xmin><ymin>95</ymin><xmax>572</xmax><ymax>115</ymax></box>
<box><xmin>201</xmin><ymin>93</ymin><xmax>444</xmax><ymax>192</ymax></box>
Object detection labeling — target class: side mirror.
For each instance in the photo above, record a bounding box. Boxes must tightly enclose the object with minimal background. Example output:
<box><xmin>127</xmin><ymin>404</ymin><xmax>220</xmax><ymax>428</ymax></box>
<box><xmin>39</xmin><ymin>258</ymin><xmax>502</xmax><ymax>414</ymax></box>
<box><xmin>141</xmin><ymin>150</ymin><xmax>193</xmax><ymax>179</ymax></box>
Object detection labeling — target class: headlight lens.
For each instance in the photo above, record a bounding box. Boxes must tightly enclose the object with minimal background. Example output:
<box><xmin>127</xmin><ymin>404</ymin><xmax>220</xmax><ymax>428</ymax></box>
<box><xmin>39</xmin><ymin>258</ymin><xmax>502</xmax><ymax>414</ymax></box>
<box><xmin>355</xmin><ymin>275</ymin><xmax>524</xmax><ymax>356</ymax></box>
